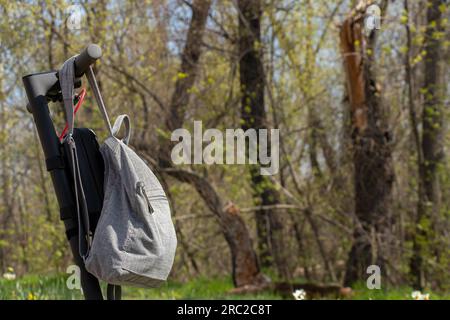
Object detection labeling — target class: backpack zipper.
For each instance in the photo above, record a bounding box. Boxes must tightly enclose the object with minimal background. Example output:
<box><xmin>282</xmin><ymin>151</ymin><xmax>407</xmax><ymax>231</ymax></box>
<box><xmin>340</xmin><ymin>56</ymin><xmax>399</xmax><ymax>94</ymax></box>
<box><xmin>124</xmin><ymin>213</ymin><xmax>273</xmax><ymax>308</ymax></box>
<box><xmin>136</xmin><ymin>181</ymin><xmax>154</xmax><ymax>214</ymax></box>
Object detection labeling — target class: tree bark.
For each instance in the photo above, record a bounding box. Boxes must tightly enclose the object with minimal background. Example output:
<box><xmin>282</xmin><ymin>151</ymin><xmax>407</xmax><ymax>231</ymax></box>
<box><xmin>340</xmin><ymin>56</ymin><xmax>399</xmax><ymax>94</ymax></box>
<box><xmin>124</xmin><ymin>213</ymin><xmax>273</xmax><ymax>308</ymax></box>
<box><xmin>339</xmin><ymin>1</ymin><xmax>394</xmax><ymax>286</ymax></box>
<box><xmin>164</xmin><ymin>0</ymin><xmax>211</xmax><ymax>136</ymax></box>
<box><xmin>410</xmin><ymin>0</ymin><xmax>445</xmax><ymax>290</ymax></box>
<box><xmin>237</xmin><ymin>0</ymin><xmax>291</xmax><ymax>280</ymax></box>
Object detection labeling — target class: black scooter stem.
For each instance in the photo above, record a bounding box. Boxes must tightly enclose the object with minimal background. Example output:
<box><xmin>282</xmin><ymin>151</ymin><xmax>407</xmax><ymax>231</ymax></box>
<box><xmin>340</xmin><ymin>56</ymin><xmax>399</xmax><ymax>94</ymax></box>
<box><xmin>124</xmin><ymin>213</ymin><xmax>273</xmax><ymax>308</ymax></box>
<box><xmin>22</xmin><ymin>45</ymin><xmax>104</xmax><ymax>300</ymax></box>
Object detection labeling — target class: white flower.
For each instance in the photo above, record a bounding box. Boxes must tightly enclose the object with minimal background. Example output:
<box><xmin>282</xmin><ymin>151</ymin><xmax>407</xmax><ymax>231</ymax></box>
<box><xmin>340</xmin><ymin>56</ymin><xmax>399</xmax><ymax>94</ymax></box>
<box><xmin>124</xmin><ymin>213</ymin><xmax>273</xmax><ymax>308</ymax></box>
<box><xmin>293</xmin><ymin>289</ymin><xmax>306</xmax><ymax>300</ymax></box>
<box><xmin>411</xmin><ymin>291</ymin><xmax>430</xmax><ymax>300</ymax></box>
<box><xmin>3</xmin><ymin>272</ymin><xmax>16</xmax><ymax>280</ymax></box>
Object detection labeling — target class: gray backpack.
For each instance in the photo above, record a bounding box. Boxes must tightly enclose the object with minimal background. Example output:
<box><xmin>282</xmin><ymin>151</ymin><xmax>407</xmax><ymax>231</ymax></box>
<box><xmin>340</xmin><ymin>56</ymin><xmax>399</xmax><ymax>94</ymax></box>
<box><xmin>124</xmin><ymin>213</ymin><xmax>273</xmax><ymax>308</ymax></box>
<box><xmin>60</xmin><ymin>60</ymin><xmax>177</xmax><ymax>289</ymax></box>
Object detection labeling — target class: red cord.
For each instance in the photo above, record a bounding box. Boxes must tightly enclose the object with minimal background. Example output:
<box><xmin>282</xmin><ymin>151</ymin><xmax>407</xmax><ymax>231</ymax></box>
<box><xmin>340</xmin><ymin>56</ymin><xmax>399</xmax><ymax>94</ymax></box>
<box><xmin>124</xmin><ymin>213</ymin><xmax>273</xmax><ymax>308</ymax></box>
<box><xmin>59</xmin><ymin>88</ymin><xmax>87</xmax><ymax>141</ymax></box>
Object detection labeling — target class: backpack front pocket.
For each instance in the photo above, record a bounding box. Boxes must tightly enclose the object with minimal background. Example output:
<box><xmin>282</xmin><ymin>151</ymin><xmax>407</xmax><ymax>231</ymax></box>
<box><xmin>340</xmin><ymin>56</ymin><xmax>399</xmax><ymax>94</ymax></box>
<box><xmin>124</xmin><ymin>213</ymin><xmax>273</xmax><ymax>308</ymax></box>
<box><xmin>136</xmin><ymin>181</ymin><xmax>154</xmax><ymax>214</ymax></box>
<box><xmin>122</xmin><ymin>181</ymin><xmax>163</xmax><ymax>256</ymax></box>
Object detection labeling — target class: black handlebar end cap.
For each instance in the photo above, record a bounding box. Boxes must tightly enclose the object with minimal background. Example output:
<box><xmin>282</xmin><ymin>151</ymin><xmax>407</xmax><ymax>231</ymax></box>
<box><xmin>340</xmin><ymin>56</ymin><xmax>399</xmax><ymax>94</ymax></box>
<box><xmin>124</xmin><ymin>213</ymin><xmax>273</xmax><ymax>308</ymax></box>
<box><xmin>85</xmin><ymin>44</ymin><xmax>102</xmax><ymax>60</ymax></box>
<box><xmin>74</xmin><ymin>44</ymin><xmax>102</xmax><ymax>77</ymax></box>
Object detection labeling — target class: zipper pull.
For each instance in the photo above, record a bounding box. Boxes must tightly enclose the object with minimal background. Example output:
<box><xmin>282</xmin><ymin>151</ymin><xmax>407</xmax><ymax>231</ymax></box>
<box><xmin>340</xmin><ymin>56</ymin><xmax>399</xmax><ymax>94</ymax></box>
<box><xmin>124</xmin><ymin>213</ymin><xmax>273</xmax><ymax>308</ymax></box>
<box><xmin>137</xmin><ymin>181</ymin><xmax>154</xmax><ymax>214</ymax></box>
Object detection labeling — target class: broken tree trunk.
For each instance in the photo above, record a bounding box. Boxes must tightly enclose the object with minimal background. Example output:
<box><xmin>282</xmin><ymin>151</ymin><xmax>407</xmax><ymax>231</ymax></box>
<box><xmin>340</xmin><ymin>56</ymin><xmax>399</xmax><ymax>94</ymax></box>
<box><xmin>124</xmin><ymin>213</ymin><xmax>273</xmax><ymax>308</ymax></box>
<box><xmin>339</xmin><ymin>0</ymin><xmax>394</xmax><ymax>286</ymax></box>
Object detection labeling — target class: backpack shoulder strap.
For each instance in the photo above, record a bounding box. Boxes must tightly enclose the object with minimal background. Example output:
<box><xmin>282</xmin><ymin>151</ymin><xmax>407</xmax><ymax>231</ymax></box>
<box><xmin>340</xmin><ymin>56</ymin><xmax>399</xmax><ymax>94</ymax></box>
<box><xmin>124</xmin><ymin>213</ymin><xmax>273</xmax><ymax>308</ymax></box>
<box><xmin>65</xmin><ymin>136</ymin><xmax>91</xmax><ymax>261</ymax></box>
<box><xmin>112</xmin><ymin>114</ymin><xmax>131</xmax><ymax>145</ymax></box>
<box><xmin>86</xmin><ymin>66</ymin><xmax>114</xmax><ymax>136</ymax></box>
<box><xmin>59</xmin><ymin>56</ymin><xmax>76</xmax><ymax>139</ymax></box>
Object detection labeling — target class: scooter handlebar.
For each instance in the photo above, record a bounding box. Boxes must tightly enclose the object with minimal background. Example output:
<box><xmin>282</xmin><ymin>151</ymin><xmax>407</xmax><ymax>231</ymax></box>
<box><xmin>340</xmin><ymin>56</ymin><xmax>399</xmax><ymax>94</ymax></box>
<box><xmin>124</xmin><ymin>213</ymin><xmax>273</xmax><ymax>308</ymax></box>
<box><xmin>74</xmin><ymin>44</ymin><xmax>102</xmax><ymax>77</ymax></box>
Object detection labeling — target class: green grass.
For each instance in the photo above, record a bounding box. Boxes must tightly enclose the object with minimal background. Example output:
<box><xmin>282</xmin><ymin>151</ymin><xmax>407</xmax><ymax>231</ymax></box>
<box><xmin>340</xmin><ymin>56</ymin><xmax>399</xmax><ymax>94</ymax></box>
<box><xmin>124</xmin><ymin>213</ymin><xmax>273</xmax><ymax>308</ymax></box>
<box><xmin>0</xmin><ymin>274</ymin><xmax>279</xmax><ymax>300</ymax></box>
<box><xmin>0</xmin><ymin>274</ymin><xmax>83</xmax><ymax>300</ymax></box>
<box><xmin>0</xmin><ymin>274</ymin><xmax>448</xmax><ymax>300</ymax></box>
<box><xmin>123</xmin><ymin>277</ymin><xmax>281</xmax><ymax>300</ymax></box>
<box><xmin>348</xmin><ymin>282</ymin><xmax>450</xmax><ymax>300</ymax></box>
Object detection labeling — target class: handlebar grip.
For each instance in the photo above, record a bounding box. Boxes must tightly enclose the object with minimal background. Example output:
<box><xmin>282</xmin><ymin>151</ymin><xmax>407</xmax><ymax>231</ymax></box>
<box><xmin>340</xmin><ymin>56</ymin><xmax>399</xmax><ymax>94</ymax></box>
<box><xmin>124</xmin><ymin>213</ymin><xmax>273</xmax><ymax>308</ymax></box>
<box><xmin>74</xmin><ymin>44</ymin><xmax>102</xmax><ymax>77</ymax></box>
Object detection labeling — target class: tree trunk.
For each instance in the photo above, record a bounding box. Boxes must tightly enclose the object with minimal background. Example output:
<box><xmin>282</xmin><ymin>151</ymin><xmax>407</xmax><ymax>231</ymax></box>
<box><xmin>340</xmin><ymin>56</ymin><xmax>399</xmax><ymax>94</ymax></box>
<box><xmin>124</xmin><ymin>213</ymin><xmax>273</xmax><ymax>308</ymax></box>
<box><xmin>237</xmin><ymin>0</ymin><xmax>291</xmax><ymax>280</ymax></box>
<box><xmin>163</xmin><ymin>0</ymin><xmax>212</xmax><ymax>137</ymax></box>
<box><xmin>339</xmin><ymin>1</ymin><xmax>394</xmax><ymax>286</ymax></box>
<box><xmin>410</xmin><ymin>0</ymin><xmax>445</xmax><ymax>290</ymax></box>
<box><xmin>152</xmin><ymin>0</ymin><xmax>266</xmax><ymax>287</ymax></box>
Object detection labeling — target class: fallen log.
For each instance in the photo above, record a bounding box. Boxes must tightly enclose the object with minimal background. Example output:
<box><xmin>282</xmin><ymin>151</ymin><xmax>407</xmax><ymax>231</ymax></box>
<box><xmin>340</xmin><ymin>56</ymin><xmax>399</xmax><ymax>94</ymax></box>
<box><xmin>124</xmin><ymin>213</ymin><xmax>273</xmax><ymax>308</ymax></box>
<box><xmin>228</xmin><ymin>281</ymin><xmax>353</xmax><ymax>299</ymax></box>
